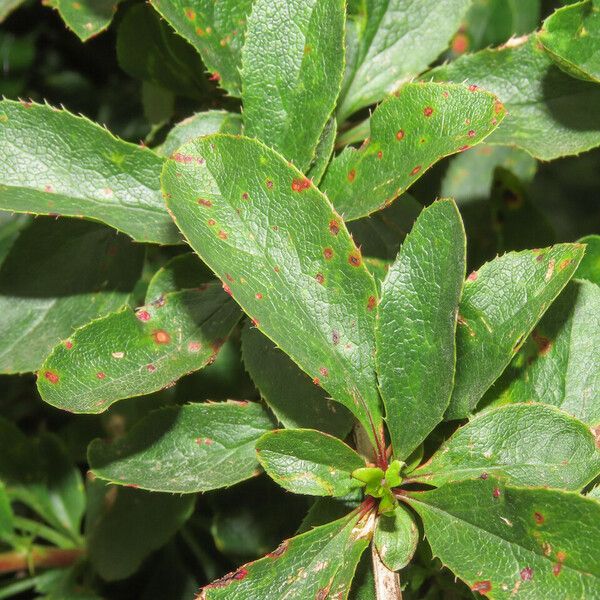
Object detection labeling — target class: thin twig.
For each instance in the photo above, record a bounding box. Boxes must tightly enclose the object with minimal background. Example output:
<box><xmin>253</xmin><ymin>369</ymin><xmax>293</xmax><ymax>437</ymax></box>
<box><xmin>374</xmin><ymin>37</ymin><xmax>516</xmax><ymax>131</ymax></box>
<box><xmin>0</xmin><ymin>546</ymin><xmax>84</xmax><ymax>575</ymax></box>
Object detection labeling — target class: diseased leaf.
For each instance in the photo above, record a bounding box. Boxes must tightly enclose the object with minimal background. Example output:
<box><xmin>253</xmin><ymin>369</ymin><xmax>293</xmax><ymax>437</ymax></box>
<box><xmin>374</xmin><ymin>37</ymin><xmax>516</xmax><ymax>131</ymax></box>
<box><xmin>0</xmin><ymin>100</ymin><xmax>179</xmax><ymax>244</ymax></box>
<box><xmin>241</xmin><ymin>323</ymin><xmax>353</xmax><ymax>438</ymax></box>
<box><xmin>241</xmin><ymin>0</ymin><xmax>345</xmax><ymax>170</ymax></box>
<box><xmin>447</xmin><ymin>243</ymin><xmax>584</xmax><ymax>419</ymax></box>
<box><xmin>47</xmin><ymin>0</ymin><xmax>120</xmax><ymax>41</ymax></box>
<box><xmin>117</xmin><ymin>4</ymin><xmax>207</xmax><ymax>99</ymax></box>
<box><xmin>501</xmin><ymin>281</ymin><xmax>600</xmax><ymax>426</ymax></box>
<box><xmin>377</xmin><ymin>200</ymin><xmax>466</xmax><ymax>459</ymax></box>
<box><xmin>0</xmin><ymin>418</ymin><xmax>84</xmax><ymax>539</ymax></box>
<box><xmin>406</xmin><ymin>478</ymin><xmax>600</xmax><ymax>599</ymax></box>
<box><xmin>322</xmin><ymin>83</ymin><xmax>506</xmax><ymax>221</ymax></box>
<box><xmin>338</xmin><ymin>0</ymin><xmax>473</xmax><ymax>120</ymax></box>
<box><xmin>538</xmin><ymin>0</ymin><xmax>600</xmax><ymax>83</ymax></box>
<box><xmin>0</xmin><ymin>219</ymin><xmax>143</xmax><ymax>374</ymax></box>
<box><xmin>256</xmin><ymin>429</ymin><xmax>365</xmax><ymax>497</ymax></box>
<box><xmin>89</xmin><ymin>401</ymin><xmax>274</xmax><ymax>493</ymax></box>
<box><xmin>307</xmin><ymin>118</ymin><xmax>337</xmax><ymax>186</ymax></box>
<box><xmin>150</xmin><ymin>0</ymin><xmax>254</xmax><ymax>96</ymax></box>
<box><xmin>37</xmin><ymin>284</ymin><xmax>241</xmax><ymax>413</ymax></box>
<box><xmin>158</xmin><ymin>111</ymin><xmax>242</xmax><ymax>157</ymax></box>
<box><xmin>163</xmin><ymin>135</ymin><xmax>383</xmax><ymax>450</ymax></box>
<box><xmin>198</xmin><ymin>511</ymin><xmax>374</xmax><ymax>599</ymax></box>
<box><xmin>577</xmin><ymin>234</ymin><xmax>600</xmax><ymax>284</ymax></box>
<box><xmin>412</xmin><ymin>403</ymin><xmax>600</xmax><ymax>490</ymax></box>
<box><xmin>85</xmin><ymin>479</ymin><xmax>194</xmax><ymax>581</ymax></box>
<box><xmin>427</xmin><ymin>36</ymin><xmax>600</xmax><ymax>160</ymax></box>
<box><xmin>373</xmin><ymin>505</ymin><xmax>418</xmax><ymax>571</ymax></box>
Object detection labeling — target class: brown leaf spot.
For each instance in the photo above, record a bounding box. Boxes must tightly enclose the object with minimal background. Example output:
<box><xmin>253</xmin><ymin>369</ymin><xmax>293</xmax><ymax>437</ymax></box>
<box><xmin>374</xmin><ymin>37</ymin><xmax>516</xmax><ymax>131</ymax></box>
<box><xmin>396</xmin><ymin>129</ymin><xmax>405</xmax><ymax>141</ymax></box>
<box><xmin>267</xmin><ymin>540</ymin><xmax>289</xmax><ymax>558</ymax></box>
<box><xmin>480</xmin><ymin>472</ymin><xmax>489</xmax><ymax>480</ymax></box>
<box><xmin>423</xmin><ymin>107</ymin><xmax>434</xmax><ymax>117</ymax></box>
<box><xmin>377</xmin><ymin>150</ymin><xmax>383</xmax><ymax>159</ymax></box>
<box><xmin>348</xmin><ymin>252</ymin><xmax>362</xmax><ymax>267</ymax></box>
<box><xmin>315</xmin><ymin>273</ymin><xmax>324</xmax><ymax>285</ymax></box>
<box><xmin>96</xmin><ymin>372</ymin><xmax>106</xmax><ymax>380</ymax></box>
<box><xmin>559</xmin><ymin>259</ymin><xmax>572</xmax><ymax>271</ymax></box>
<box><xmin>146</xmin><ymin>364</ymin><xmax>156</xmax><ymax>372</ymax></box>
<box><xmin>217</xmin><ymin>230</ymin><xmax>228</xmax><ymax>240</ymax></box>
<box><xmin>188</xmin><ymin>342</ymin><xmax>201</xmax><ymax>353</ymax></box>
<box><xmin>222</xmin><ymin>283</ymin><xmax>232</xmax><ymax>296</ymax></box>
<box><xmin>319</xmin><ymin>367</ymin><xmax>329</xmax><ymax>377</ymax></box>
<box><xmin>255</xmin><ymin>293</ymin><xmax>263</xmax><ymax>300</ymax></box>
<box><xmin>197</xmin><ymin>198</ymin><xmax>212</xmax><ymax>207</ymax></box>
<box><xmin>152</xmin><ymin>330</ymin><xmax>171</xmax><ymax>345</ymax></box>
<box><xmin>468</xmin><ymin>84</ymin><xmax>479</xmax><ymax>91</ymax></box>
<box><xmin>136</xmin><ymin>310</ymin><xmax>151</xmax><ymax>322</ymax></box>
<box><xmin>291</xmin><ymin>177</ymin><xmax>311</xmax><ymax>192</ymax></box>
<box><xmin>410</xmin><ymin>165</ymin><xmax>422</xmax><ymax>176</ymax></box>
<box><xmin>367</xmin><ymin>296</ymin><xmax>377</xmax><ymax>311</ymax></box>
<box><xmin>532</xmin><ymin>330</ymin><xmax>552</xmax><ymax>355</ymax></box>
<box><xmin>467</xmin><ymin>270</ymin><xmax>478</xmax><ymax>281</ymax></box>
<box><xmin>266</xmin><ymin>179</ymin><xmax>273</xmax><ymax>189</ymax></box>
<box><xmin>207</xmin><ymin>219</ymin><xmax>216</xmax><ymax>226</ymax></box>
<box><xmin>347</xmin><ymin>169</ymin><xmax>356</xmax><ymax>182</ymax></box>
<box><xmin>520</xmin><ymin>567</ymin><xmax>533</xmax><ymax>581</ymax></box>
<box><xmin>206</xmin><ymin>568</ymin><xmax>248</xmax><ymax>589</ymax></box>
<box><xmin>209</xmin><ymin>72</ymin><xmax>221</xmax><ymax>82</ymax></box>
<box><xmin>44</xmin><ymin>371</ymin><xmax>59</xmax><ymax>384</ymax></box>
<box><xmin>312</xmin><ymin>377</ymin><xmax>321</xmax><ymax>386</ymax></box>
<box><xmin>323</xmin><ymin>247</ymin><xmax>334</xmax><ymax>260</ymax></box>
<box><xmin>534</xmin><ymin>512</ymin><xmax>545</xmax><ymax>525</ymax></box>
<box><xmin>471</xmin><ymin>581</ymin><xmax>491</xmax><ymax>594</ymax></box>
<box><xmin>468</xmin><ymin>129</ymin><xmax>476</xmax><ymax>138</ymax></box>
<box><xmin>493</xmin><ymin>487</ymin><xmax>501</xmax><ymax>498</ymax></box>
<box><xmin>241</xmin><ymin>192</ymin><xmax>249</xmax><ymax>200</ymax></box>
<box><xmin>329</xmin><ymin>220</ymin><xmax>340</xmax><ymax>236</ymax></box>
<box><xmin>332</xmin><ymin>331</ymin><xmax>340</xmax><ymax>345</ymax></box>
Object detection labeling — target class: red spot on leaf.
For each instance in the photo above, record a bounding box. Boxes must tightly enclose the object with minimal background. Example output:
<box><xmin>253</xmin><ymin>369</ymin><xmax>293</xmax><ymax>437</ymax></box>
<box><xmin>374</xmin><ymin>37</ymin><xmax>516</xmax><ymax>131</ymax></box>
<box><xmin>208</xmin><ymin>219</ymin><xmax>216</xmax><ymax>226</ymax></box>
<box><xmin>136</xmin><ymin>310</ymin><xmax>151</xmax><ymax>322</ymax></box>
<box><xmin>534</xmin><ymin>512</ymin><xmax>545</xmax><ymax>525</ymax></box>
<box><xmin>452</xmin><ymin>32</ymin><xmax>469</xmax><ymax>54</ymax></box>
<box><xmin>410</xmin><ymin>165</ymin><xmax>422</xmax><ymax>176</ymax></box>
<box><xmin>323</xmin><ymin>247</ymin><xmax>334</xmax><ymax>260</ymax></box>
<box><xmin>152</xmin><ymin>330</ymin><xmax>171</xmax><ymax>345</ymax></box>
<box><xmin>205</xmin><ymin>568</ymin><xmax>248</xmax><ymax>590</ymax></box>
<box><xmin>493</xmin><ymin>487</ymin><xmax>501</xmax><ymax>498</ymax></box>
<box><xmin>44</xmin><ymin>371</ymin><xmax>59</xmax><ymax>384</ymax></box>
<box><xmin>468</xmin><ymin>271</ymin><xmax>478</xmax><ymax>281</ymax></box>
<box><xmin>312</xmin><ymin>377</ymin><xmax>320</xmax><ymax>386</ymax></box>
<box><xmin>185</xmin><ymin>8</ymin><xmax>195</xmax><ymax>19</ymax></box>
<box><xmin>172</xmin><ymin>153</ymin><xmax>204</xmax><ymax>165</ymax></box>
<box><xmin>65</xmin><ymin>341</ymin><xmax>73</xmax><ymax>349</ymax></box>
<box><xmin>348</xmin><ymin>252</ymin><xmax>362</xmax><ymax>267</ymax></box>
<box><xmin>471</xmin><ymin>581</ymin><xmax>491</xmax><ymax>594</ymax></box>
<box><xmin>319</xmin><ymin>367</ymin><xmax>329</xmax><ymax>377</ymax></box>
<box><xmin>468</xmin><ymin>84</ymin><xmax>479</xmax><ymax>92</ymax></box>
<box><xmin>347</xmin><ymin>169</ymin><xmax>356</xmax><ymax>182</ymax></box>
<box><xmin>468</xmin><ymin>130</ymin><xmax>476</xmax><ymax>138</ymax></box>
<box><xmin>291</xmin><ymin>177</ymin><xmax>311</xmax><ymax>192</ymax></box>
<box><xmin>196</xmin><ymin>437</ymin><xmax>213</xmax><ymax>446</ymax></box>
<box><xmin>329</xmin><ymin>220</ymin><xmax>340</xmax><ymax>235</ymax></box>
<box><xmin>251</xmin><ymin>318</ymin><xmax>259</xmax><ymax>327</ymax></box>
<box><xmin>396</xmin><ymin>130</ymin><xmax>405</xmax><ymax>141</ymax></box>
<box><xmin>222</xmin><ymin>283</ymin><xmax>232</xmax><ymax>296</ymax></box>
<box><xmin>423</xmin><ymin>107</ymin><xmax>434</xmax><ymax>117</ymax></box>
<box><xmin>188</xmin><ymin>341</ymin><xmax>201</xmax><ymax>352</ymax></box>
<box><xmin>494</xmin><ymin>100</ymin><xmax>505</xmax><ymax>114</ymax></box>
<box><xmin>255</xmin><ymin>292</ymin><xmax>263</xmax><ymax>299</ymax></box>
<box><xmin>480</xmin><ymin>472</ymin><xmax>489</xmax><ymax>480</ymax></box>
<box><xmin>332</xmin><ymin>331</ymin><xmax>340</xmax><ymax>344</ymax></box>
<box><xmin>218</xmin><ymin>230</ymin><xmax>228</xmax><ymax>240</ymax></box>
<box><xmin>147</xmin><ymin>364</ymin><xmax>156</xmax><ymax>372</ymax></box>
<box><xmin>209</xmin><ymin>72</ymin><xmax>221</xmax><ymax>82</ymax></box>
<box><xmin>377</xmin><ymin>150</ymin><xmax>383</xmax><ymax>159</ymax></box>
<box><xmin>96</xmin><ymin>372</ymin><xmax>106</xmax><ymax>380</ymax></box>
<box><xmin>315</xmin><ymin>273</ymin><xmax>324</xmax><ymax>284</ymax></box>
<box><xmin>267</xmin><ymin>540</ymin><xmax>289</xmax><ymax>558</ymax></box>
<box><xmin>225</xmin><ymin>273</ymin><xmax>234</xmax><ymax>282</ymax></box>
<box><xmin>559</xmin><ymin>259</ymin><xmax>572</xmax><ymax>271</ymax></box>
<box><xmin>367</xmin><ymin>296</ymin><xmax>377</xmax><ymax>311</ymax></box>
<box><xmin>458</xmin><ymin>145</ymin><xmax>470</xmax><ymax>152</ymax></box>
<box><xmin>197</xmin><ymin>198</ymin><xmax>212</xmax><ymax>207</ymax></box>
<box><xmin>520</xmin><ymin>567</ymin><xmax>533</xmax><ymax>581</ymax></box>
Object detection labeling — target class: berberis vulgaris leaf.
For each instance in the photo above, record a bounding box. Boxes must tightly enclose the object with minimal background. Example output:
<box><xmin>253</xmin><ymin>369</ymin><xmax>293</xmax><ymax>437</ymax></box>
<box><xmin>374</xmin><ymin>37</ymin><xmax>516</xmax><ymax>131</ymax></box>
<box><xmin>322</xmin><ymin>83</ymin><xmax>506</xmax><ymax>221</ymax></box>
<box><xmin>377</xmin><ymin>200</ymin><xmax>466</xmax><ymax>460</ymax></box>
<box><xmin>198</xmin><ymin>511</ymin><xmax>374</xmax><ymax>599</ymax></box>
<box><xmin>162</xmin><ymin>135</ymin><xmax>384</xmax><ymax>450</ymax></box>
<box><xmin>411</xmin><ymin>403</ymin><xmax>600</xmax><ymax>490</ymax></box>
<box><xmin>256</xmin><ymin>429</ymin><xmax>365</xmax><ymax>497</ymax></box>
<box><xmin>150</xmin><ymin>0</ymin><xmax>254</xmax><ymax>96</ymax></box>
<box><xmin>89</xmin><ymin>401</ymin><xmax>274</xmax><ymax>493</ymax></box>
<box><xmin>241</xmin><ymin>0</ymin><xmax>345</xmax><ymax>171</ymax></box>
<box><xmin>37</xmin><ymin>284</ymin><xmax>241</xmax><ymax>413</ymax></box>
<box><xmin>0</xmin><ymin>100</ymin><xmax>179</xmax><ymax>244</ymax></box>
<box><xmin>406</xmin><ymin>478</ymin><xmax>600</xmax><ymax>599</ymax></box>
<box><xmin>446</xmin><ymin>243</ymin><xmax>585</xmax><ymax>419</ymax></box>
<box><xmin>337</xmin><ymin>0</ymin><xmax>473</xmax><ymax>120</ymax></box>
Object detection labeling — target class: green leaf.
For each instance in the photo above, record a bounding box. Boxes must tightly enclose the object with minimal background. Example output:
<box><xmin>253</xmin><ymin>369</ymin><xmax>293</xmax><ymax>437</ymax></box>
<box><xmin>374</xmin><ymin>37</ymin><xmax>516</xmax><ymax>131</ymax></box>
<box><xmin>307</xmin><ymin>118</ymin><xmax>337</xmax><ymax>186</ymax></box>
<box><xmin>440</xmin><ymin>145</ymin><xmax>537</xmax><ymax>205</ymax></box>
<box><xmin>89</xmin><ymin>401</ymin><xmax>273</xmax><ymax>493</ymax></box>
<box><xmin>373</xmin><ymin>505</ymin><xmax>418</xmax><ymax>571</ymax></box>
<box><xmin>37</xmin><ymin>284</ymin><xmax>241</xmax><ymax>413</ymax></box>
<box><xmin>0</xmin><ymin>219</ymin><xmax>143</xmax><ymax>374</ymax></box>
<box><xmin>576</xmin><ymin>234</ymin><xmax>600</xmax><ymax>284</ymax></box>
<box><xmin>447</xmin><ymin>243</ymin><xmax>585</xmax><ymax>419</ymax></box>
<box><xmin>150</xmin><ymin>0</ymin><xmax>254</xmax><ymax>96</ymax></box>
<box><xmin>256</xmin><ymin>429</ymin><xmax>365</xmax><ymax>497</ymax></box>
<box><xmin>116</xmin><ymin>4</ymin><xmax>207</xmax><ymax>99</ymax></box>
<box><xmin>162</xmin><ymin>134</ymin><xmax>383</xmax><ymax>450</ymax></box>
<box><xmin>0</xmin><ymin>418</ymin><xmax>84</xmax><ymax>539</ymax></box>
<box><xmin>198</xmin><ymin>511</ymin><xmax>374</xmax><ymax>599</ymax></box>
<box><xmin>241</xmin><ymin>323</ymin><xmax>353</xmax><ymax>438</ymax></box>
<box><xmin>322</xmin><ymin>83</ymin><xmax>506</xmax><ymax>221</ymax></box>
<box><xmin>0</xmin><ymin>0</ymin><xmax>24</xmax><ymax>22</ymax></box>
<box><xmin>145</xmin><ymin>252</ymin><xmax>215</xmax><ymax>301</ymax></box>
<box><xmin>0</xmin><ymin>482</ymin><xmax>13</xmax><ymax>541</ymax></box>
<box><xmin>0</xmin><ymin>100</ymin><xmax>179</xmax><ymax>244</ymax></box>
<box><xmin>412</xmin><ymin>403</ymin><xmax>600</xmax><ymax>490</ymax></box>
<box><xmin>338</xmin><ymin>0</ymin><xmax>473</xmax><ymax>120</ymax></box>
<box><xmin>158</xmin><ymin>111</ymin><xmax>242</xmax><ymax>157</ymax></box>
<box><xmin>85</xmin><ymin>480</ymin><xmax>194</xmax><ymax>581</ymax></box>
<box><xmin>538</xmin><ymin>0</ymin><xmax>600</xmax><ymax>83</ymax></box>
<box><xmin>427</xmin><ymin>36</ymin><xmax>600</xmax><ymax>160</ymax></box>
<box><xmin>501</xmin><ymin>281</ymin><xmax>600</xmax><ymax>426</ymax></box>
<box><xmin>377</xmin><ymin>200</ymin><xmax>466</xmax><ymax>460</ymax></box>
<box><xmin>47</xmin><ymin>0</ymin><xmax>120</xmax><ymax>41</ymax></box>
<box><xmin>241</xmin><ymin>0</ymin><xmax>345</xmax><ymax>170</ymax></box>
<box><xmin>406</xmin><ymin>478</ymin><xmax>600</xmax><ymax>598</ymax></box>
